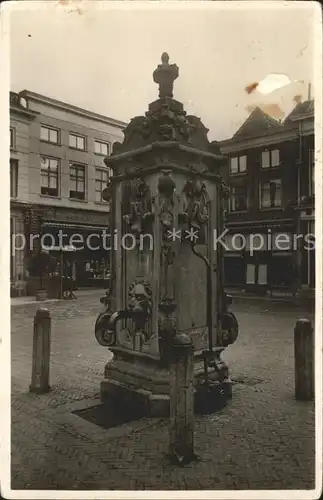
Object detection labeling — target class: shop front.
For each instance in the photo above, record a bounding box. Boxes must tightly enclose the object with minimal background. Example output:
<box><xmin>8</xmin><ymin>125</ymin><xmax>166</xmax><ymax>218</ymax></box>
<box><xmin>223</xmin><ymin>233</ymin><xmax>246</xmax><ymax>288</ymax></box>
<box><xmin>41</xmin><ymin>221</ymin><xmax>111</xmax><ymax>288</ymax></box>
<box><xmin>224</xmin><ymin>229</ymin><xmax>295</xmax><ymax>293</ymax></box>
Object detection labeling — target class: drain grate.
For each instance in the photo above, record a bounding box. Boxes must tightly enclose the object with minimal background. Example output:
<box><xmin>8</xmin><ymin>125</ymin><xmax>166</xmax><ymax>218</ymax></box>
<box><xmin>231</xmin><ymin>376</ymin><xmax>265</xmax><ymax>386</ymax></box>
<box><xmin>73</xmin><ymin>402</ymin><xmax>145</xmax><ymax>430</ymax></box>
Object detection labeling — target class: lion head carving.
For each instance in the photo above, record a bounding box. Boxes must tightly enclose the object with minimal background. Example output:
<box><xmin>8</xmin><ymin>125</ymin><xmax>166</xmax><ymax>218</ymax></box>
<box><xmin>128</xmin><ymin>280</ymin><xmax>152</xmax><ymax>330</ymax></box>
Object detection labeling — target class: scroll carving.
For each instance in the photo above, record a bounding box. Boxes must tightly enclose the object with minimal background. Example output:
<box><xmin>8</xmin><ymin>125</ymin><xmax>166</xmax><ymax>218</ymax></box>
<box><xmin>179</xmin><ymin>178</ymin><xmax>210</xmax><ymax>243</ymax></box>
<box><xmin>122</xmin><ymin>178</ymin><xmax>154</xmax><ymax>235</ymax></box>
<box><xmin>157</xmin><ymin>169</ymin><xmax>176</xmax><ymax>231</ymax></box>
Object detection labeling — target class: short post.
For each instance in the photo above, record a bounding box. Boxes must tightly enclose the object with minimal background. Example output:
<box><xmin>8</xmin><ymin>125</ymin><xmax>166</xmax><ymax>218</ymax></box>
<box><xmin>294</xmin><ymin>318</ymin><xmax>314</xmax><ymax>401</ymax></box>
<box><xmin>168</xmin><ymin>333</ymin><xmax>197</xmax><ymax>465</ymax></box>
<box><xmin>30</xmin><ymin>308</ymin><xmax>51</xmax><ymax>394</ymax></box>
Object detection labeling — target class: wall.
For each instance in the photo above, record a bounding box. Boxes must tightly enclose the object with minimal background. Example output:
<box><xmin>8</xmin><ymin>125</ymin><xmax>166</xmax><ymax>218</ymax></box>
<box><xmin>224</xmin><ymin>138</ymin><xmax>299</xmax><ymax>228</ymax></box>
<box><xmin>10</xmin><ymin>112</ymin><xmax>35</xmax><ymax>283</ymax></box>
<box><xmin>10</xmin><ymin>114</ymin><xmax>31</xmax><ymax>203</ymax></box>
<box><xmin>26</xmin><ymin>98</ymin><xmax>124</xmax><ymax>212</ymax></box>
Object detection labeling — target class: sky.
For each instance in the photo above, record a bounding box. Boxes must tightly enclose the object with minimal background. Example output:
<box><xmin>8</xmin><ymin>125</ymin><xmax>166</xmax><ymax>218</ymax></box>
<box><xmin>8</xmin><ymin>1</ymin><xmax>317</xmax><ymax>141</ymax></box>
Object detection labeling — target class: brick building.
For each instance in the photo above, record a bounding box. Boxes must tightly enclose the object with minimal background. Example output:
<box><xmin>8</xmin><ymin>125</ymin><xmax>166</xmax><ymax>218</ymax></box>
<box><xmin>10</xmin><ymin>90</ymin><xmax>126</xmax><ymax>296</ymax></box>
<box><xmin>214</xmin><ymin>99</ymin><xmax>314</xmax><ymax>295</ymax></box>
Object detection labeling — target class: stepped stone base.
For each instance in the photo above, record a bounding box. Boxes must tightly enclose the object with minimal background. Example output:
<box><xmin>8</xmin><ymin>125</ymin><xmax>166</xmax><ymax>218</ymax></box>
<box><xmin>100</xmin><ymin>347</ymin><xmax>233</xmax><ymax>417</ymax></box>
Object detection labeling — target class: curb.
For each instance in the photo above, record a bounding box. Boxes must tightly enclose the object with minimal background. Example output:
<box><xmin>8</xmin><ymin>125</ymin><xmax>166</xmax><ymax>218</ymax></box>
<box><xmin>11</xmin><ymin>298</ymin><xmax>60</xmax><ymax>308</ymax></box>
<box><xmin>229</xmin><ymin>293</ymin><xmax>315</xmax><ymax>306</ymax></box>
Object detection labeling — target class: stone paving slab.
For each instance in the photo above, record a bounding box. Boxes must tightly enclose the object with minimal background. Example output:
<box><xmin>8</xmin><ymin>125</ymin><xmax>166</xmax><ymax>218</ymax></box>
<box><xmin>10</xmin><ymin>291</ymin><xmax>316</xmax><ymax>491</ymax></box>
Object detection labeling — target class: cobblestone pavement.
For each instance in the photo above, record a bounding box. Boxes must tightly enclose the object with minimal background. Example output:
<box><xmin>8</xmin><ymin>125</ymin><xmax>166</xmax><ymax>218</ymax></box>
<box><xmin>10</xmin><ymin>292</ymin><xmax>316</xmax><ymax>491</ymax></box>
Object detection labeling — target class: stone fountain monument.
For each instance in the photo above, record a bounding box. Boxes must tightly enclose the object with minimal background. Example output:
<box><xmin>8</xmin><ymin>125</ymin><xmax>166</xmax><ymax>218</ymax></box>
<box><xmin>95</xmin><ymin>53</ymin><xmax>239</xmax><ymax>416</ymax></box>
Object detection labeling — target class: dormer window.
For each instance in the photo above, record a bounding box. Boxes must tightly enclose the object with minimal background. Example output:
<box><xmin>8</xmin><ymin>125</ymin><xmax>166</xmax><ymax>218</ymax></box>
<box><xmin>230</xmin><ymin>155</ymin><xmax>247</xmax><ymax>174</ymax></box>
<box><xmin>261</xmin><ymin>149</ymin><xmax>280</xmax><ymax>168</ymax></box>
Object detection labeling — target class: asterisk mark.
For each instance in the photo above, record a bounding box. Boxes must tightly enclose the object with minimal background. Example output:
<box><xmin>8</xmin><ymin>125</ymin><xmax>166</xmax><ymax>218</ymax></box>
<box><xmin>166</xmin><ymin>228</ymin><xmax>182</xmax><ymax>242</ymax></box>
<box><xmin>185</xmin><ymin>228</ymin><xmax>199</xmax><ymax>242</ymax></box>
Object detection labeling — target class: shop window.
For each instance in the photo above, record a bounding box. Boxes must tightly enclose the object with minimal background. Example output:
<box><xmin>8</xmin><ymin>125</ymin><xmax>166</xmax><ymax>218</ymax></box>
<box><xmin>259</xmin><ymin>179</ymin><xmax>282</xmax><ymax>208</ymax></box>
<box><xmin>70</xmin><ymin>163</ymin><xmax>86</xmax><ymax>200</ymax></box>
<box><xmin>269</xmin><ymin>256</ymin><xmax>294</xmax><ymax>288</ymax></box>
<box><xmin>246</xmin><ymin>263</ymin><xmax>268</xmax><ymax>286</ymax></box>
<box><xmin>41</xmin><ymin>157</ymin><xmax>59</xmax><ymax>197</ymax></box>
<box><xmin>224</xmin><ymin>256</ymin><xmax>245</xmax><ymax>286</ymax></box>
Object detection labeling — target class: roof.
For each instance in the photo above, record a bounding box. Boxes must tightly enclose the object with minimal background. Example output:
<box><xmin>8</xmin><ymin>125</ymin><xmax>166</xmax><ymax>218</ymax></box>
<box><xmin>233</xmin><ymin>106</ymin><xmax>282</xmax><ymax>139</ymax></box>
<box><xmin>284</xmin><ymin>99</ymin><xmax>314</xmax><ymax>123</ymax></box>
<box><xmin>19</xmin><ymin>90</ymin><xmax>127</xmax><ymax>129</ymax></box>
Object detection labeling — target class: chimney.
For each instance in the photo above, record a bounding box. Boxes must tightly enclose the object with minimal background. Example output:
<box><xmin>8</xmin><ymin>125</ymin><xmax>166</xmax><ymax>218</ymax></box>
<box><xmin>308</xmin><ymin>82</ymin><xmax>312</xmax><ymax>100</ymax></box>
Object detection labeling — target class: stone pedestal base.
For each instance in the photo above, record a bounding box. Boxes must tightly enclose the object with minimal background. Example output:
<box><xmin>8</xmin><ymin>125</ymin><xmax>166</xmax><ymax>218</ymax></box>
<box><xmin>100</xmin><ymin>347</ymin><xmax>233</xmax><ymax>417</ymax></box>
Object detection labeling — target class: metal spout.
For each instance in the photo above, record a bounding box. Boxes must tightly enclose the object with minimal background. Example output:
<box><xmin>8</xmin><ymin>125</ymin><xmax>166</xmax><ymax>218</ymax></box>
<box><xmin>107</xmin><ymin>309</ymin><xmax>132</xmax><ymax>330</ymax></box>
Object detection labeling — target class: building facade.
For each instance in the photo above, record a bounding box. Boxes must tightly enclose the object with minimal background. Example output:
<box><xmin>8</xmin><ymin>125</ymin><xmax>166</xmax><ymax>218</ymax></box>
<box><xmin>10</xmin><ymin>90</ymin><xmax>126</xmax><ymax>295</ymax></box>
<box><xmin>10</xmin><ymin>92</ymin><xmax>38</xmax><ymax>295</ymax></box>
<box><xmin>215</xmin><ymin>100</ymin><xmax>314</xmax><ymax>295</ymax></box>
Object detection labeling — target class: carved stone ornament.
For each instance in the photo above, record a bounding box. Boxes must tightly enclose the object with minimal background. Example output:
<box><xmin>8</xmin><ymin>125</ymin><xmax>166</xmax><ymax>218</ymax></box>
<box><xmin>127</xmin><ymin>279</ymin><xmax>153</xmax><ymax>337</ymax></box>
<box><xmin>112</xmin><ymin>54</ymin><xmax>210</xmax><ymax>152</ymax></box>
<box><xmin>221</xmin><ymin>179</ymin><xmax>230</xmax><ymax>201</ymax></box>
<box><xmin>101</xmin><ymin>177</ymin><xmax>113</xmax><ymax>203</ymax></box>
<box><xmin>122</xmin><ymin>178</ymin><xmax>154</xmax><ymax>235</ymax></box>
<box><xmin>179</xmin><ymin>177</ymin><xmax>210</xmax><ymax>231</ymax></box>
<box><xmin>157</xmin><ymin>170</ymin><xmax>176</xmax><ymax>230</ymax></box>
<box><xmin>95</xmin><ymin>290</ymin><xmax>116</xmax><ymax>347</ymax></box>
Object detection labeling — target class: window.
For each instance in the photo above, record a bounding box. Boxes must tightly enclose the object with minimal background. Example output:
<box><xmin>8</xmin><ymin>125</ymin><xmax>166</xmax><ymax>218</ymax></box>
<box><xmin>94</xmin><ymin>140</ymin><xmax>109</xmax><ymax>156</ymax></box>
<box><xmin>309</xmin><ymin>149</ymin><xmax>314</xmax><ymax>197</ymax></box>
<box><xmin>10</xmin><ymin>217</ymin><xmax>14</xmax><ymax>279</ymax></box>
<box><xmin>230</xmin><ymin>155</ymin><xmax>247</xmax><ymax>174</ymax></box>
<box><xmin>10</xmin><ymin>128</ymin><xmax>15</xmax><ymax>149</ymax></box>
<box><xmin>95</xmin><ymin>168</ymin><xmax>111</xmax><ymax>202</ymax></box>
<box><xmin>230</xmin><ymin>185</ymin><xmax>248</xmax><ymax>212</ymax></box>
<box><xmin>10</xmin><ymin>159</ymin><xmax>18</xmax><ymax>198</ymax></box>
<box><xmin>261</xmin><ymin>149</ymin><xmax>280</xmax><ymax>168</ymax></box>
<box><xmin>260</xmin><ymin>179</ymin><xmax>282</xmax><ymax>208</ymax></box>
<box><xmin>69</xmin><ymin>133</ymin><xmax>85</xmax><ymax>150</ymax></box>
<box><xmin>40</xmin><ymin>157</ymin><xmax>59</xmax><ymax>197</ymax></box>
<box><xmin>70</xmin><ymin>163</ymin><xmax>86</xmax><ymax>200</ymax></box>
<box><xmin>40</xmin><ymin>125</ymin><xmax>59</xmax><ymax>144</ymax></box>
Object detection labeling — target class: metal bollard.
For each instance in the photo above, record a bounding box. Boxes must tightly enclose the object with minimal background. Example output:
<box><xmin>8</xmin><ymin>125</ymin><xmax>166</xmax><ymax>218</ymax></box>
<box><xmin>168</xmin><ymin>333</ymin><xmax>198</xmax><ymax>465</ymax></box>
<box><xmin>294</xmin><ymin>318</ymin><xmax>314</xmax><ymax>401</ymax></box>
<box><xmin>30</xmin><ymin>308</ymin><xmax>51</xmax><ymax>394</ymax></box>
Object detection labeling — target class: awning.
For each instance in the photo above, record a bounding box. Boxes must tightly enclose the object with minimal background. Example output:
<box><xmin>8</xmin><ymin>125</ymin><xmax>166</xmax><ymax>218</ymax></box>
<box><xmin>41</xmin><ymin>222</ymin><xmax>109</xmax><ymax>231</ymax></box>
<box><xmin>46</xmin><ymin>245</ymin><xmax>77</xmax><ymax>252</ymax></box>
<box><xmin>41</xmin><ymin>222</ymin><xmax>110</xmax><ymax>251</ymax></box>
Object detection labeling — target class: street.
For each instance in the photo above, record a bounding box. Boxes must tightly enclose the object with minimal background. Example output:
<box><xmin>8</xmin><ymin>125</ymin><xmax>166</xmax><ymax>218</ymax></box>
<box><xmin>11</xmin><ymin>291</ymin><xmax>315</xmax><ymax>490</ymax></box>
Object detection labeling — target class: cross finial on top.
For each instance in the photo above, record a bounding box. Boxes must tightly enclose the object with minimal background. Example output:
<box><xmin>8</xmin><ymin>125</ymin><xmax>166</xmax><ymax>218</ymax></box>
<box><xmin>153</xmin><ymin>53</ymin><xmax>179</xmax><ymax>99</ymax></box>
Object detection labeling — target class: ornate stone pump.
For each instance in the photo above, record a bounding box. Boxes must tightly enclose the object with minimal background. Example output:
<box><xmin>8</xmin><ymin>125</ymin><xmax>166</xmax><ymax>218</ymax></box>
<box><xmin>94</xmin><ymin>53</ymin><xmax>239</xmax><ymax>416</ymax></box>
